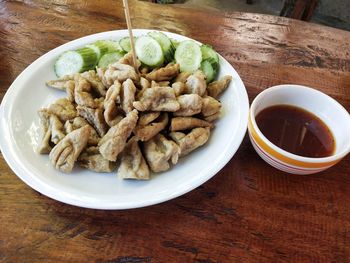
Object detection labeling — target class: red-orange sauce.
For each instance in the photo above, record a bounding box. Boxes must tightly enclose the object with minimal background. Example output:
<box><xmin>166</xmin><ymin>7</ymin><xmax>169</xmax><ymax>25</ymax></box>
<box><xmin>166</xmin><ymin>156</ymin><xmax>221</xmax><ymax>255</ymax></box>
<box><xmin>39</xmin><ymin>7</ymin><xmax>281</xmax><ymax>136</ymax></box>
<box><xmin>255</xmin><ymin>105</ymin><xmax>335</xmax><ymax>158</ymax></box>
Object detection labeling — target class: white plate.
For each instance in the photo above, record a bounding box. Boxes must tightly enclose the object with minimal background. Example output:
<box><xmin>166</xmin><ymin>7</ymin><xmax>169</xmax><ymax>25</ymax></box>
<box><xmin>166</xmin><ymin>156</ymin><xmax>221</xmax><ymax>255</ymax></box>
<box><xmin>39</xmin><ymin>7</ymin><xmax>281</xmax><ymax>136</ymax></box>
<box><xmin>0</xmin><ymin>29</ymin><xmax>249</xmax><ymax>209</ymax></box>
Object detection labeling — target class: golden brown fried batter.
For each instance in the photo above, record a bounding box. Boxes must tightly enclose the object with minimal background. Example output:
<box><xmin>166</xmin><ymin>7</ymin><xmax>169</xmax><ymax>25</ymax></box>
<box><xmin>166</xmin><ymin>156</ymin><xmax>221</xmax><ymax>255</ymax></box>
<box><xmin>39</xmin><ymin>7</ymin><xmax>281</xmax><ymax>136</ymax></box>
<box><xmin>174</xmin><ymin>72</ymin><xmax>191</xmax><ymax>83</ymax></box>
<box><xmin>174</xmin><ymin>94</ymin><xmax>202</xmax><ymax>117</ymax></box>
<box><xmin>151</xmin><ymin>80</ymin><xmax>170</xmax><ymax>88</ymax></box>
<box><xmin>207</xmin><ymin>75</ymin><xmax>232</xmax><ymax>98</ymax></box>
<box><xmin>80</xmin><ymin>70</ymin><xmax>106</xmax><ymax>97</ymax></box>
<box><xmin>97</xmin><ymin>62</ymin><xmax>139</xmax><ymax>87</ymax></box>
<box><xmin>64</xmin><ymin>117</ymin><xmax>100</xmax><ymax>145</ymax></box>
<box><xmin>37</xmin><ymin>110</ymin><xmax>52</xmax><ymax>154</ymax></box>
<box><xmin>47</xmin><ymin>98</ymin><xmax>77</xmax><ymax>122</ymax></box>
<box><xmin>77</xmin><ymin>105</ymin><xmax>108</xmax><ymax>137</ymax></box>
<box><xmin>103</xmin><ymin>80</ymin><xmax>124</xmax><ymax>127</ymax></box>
<box><xmin>49</xmin><ymin>125</ymin><xmax>91</xmax><ymax>173</ymax></box>
<box><xmin>74</xmin><ymin>76</ymin><xmax>102</xmax><ymax>108</ymax></box>
<box><xmin>121</xmin><ymin>79</ymin><xmax>136</xmax><ymax>114</ymax></box>
<box><xmin>201</xmin><ymin>96</ymin><xmax>221</xmax><ymax>122</ymax></box>
<box><xmin>143</xmin><ymin>134</ymin><xmax>180</xmax><ymax>173</ymax></box>
<box><xmin>118</xmin><ymin>138</ymin><xmax>150</xmax><ymax>180</ymax></box>
<box><xmin>170</xmin><ymin>127</ymin><xmax>210</xmax><ymax>156</ymax></box>
<box><xmin>135</xmin><ymin>113</ymin><xmax>168</xmax><ymax>141</ymax></box>
<box><xmin>185</xmin><ymin>70</ymin><xmax>207</xmax><ymax>96</ymax></box>
<box><xmin>46</xmin><ymin>75</ymin><xmax>75</xmax><ymax>95</ymax></box>
<box><xmin>78</xmin><ymin>146</ymin><xmax>116</xmax><ymax>173</ymax></box>
<box><xmin>98</xmin><ymin>109</ymin><xmax>138</xmax><ymax>161</ymax></box>
<box><xmin>133</xmin><ymin>87</ymin><xmax>180</xmax><ymax>112</ymax></box>
<box><xmin>146</xmin><ymin>63</ymin><xmax>180</xmax><ymax>82</ymax></box>
<box><xmin>170</xmin><ymin>117</ymin><xmax>213</xmax><ymax>131</ymax></box>
<box><xmin>172</xmin><ymin>82</ymin><xmax>186</xmax><ymax>97</ymax></box>
<box><xmin>138</xmin><ymin>112</ymin><xmax>161</xmax><ymax>126</ymax></box>
<box><xmin>119</xmin><ymin>52</ymin><xmax>142</xmax><ymax>69</ymax></box>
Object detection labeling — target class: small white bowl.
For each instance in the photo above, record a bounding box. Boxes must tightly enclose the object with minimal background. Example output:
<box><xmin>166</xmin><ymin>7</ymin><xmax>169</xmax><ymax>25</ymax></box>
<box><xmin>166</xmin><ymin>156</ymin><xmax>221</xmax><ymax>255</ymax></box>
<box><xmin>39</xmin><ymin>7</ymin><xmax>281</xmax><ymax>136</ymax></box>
<box><xmin>248</xmin><ymin>84</ymin><xmax>350</xmax><ymax>175</ymax></box>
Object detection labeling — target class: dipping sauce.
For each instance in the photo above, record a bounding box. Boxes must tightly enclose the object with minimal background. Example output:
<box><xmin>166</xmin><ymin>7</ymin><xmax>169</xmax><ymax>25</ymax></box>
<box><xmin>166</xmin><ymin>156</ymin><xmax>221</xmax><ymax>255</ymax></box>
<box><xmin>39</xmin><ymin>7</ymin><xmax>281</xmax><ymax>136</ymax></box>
<box><xmin>255</xmin><ymin>105</ymin><xmax>335</xmax><ymax>158</ymax></box>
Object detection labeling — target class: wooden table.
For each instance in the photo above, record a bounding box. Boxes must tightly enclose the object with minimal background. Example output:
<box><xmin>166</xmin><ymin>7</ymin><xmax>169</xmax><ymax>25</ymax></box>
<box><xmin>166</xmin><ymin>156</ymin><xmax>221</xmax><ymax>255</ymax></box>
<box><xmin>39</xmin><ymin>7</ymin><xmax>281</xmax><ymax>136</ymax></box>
<box><xmin>1</xmin><ymin>1</ymin><xmax>349</xmax><ymax>262</ymax></box>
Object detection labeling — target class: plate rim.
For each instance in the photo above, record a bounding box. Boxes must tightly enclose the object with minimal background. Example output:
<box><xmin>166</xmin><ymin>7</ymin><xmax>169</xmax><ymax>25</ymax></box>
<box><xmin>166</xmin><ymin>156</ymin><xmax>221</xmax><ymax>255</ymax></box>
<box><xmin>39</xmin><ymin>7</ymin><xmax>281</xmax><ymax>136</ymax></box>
<box><xmin>0</xmin><ymin>29</ymin><xmax>249</xmax><ymax>209</ymax></box>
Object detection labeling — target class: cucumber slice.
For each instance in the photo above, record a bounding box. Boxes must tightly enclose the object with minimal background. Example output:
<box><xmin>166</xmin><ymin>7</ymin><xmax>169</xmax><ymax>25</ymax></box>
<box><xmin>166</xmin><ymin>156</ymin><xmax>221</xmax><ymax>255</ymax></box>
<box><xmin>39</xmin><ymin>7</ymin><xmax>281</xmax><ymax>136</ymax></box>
<box><xmin>170</xmin><ymin>38</ymin><xmax>180</xmax><ymax>49</ymax></box>
<box><xmin>200</xmin><ymin>59</ymin><xmax>217</xmax><ymax>83</ymax></box>
<box><xmin>201</xmin><ymin>45</ymin><xmax>219</xmax><ymax>70</ymax></box>
<box><xmin>119</xmin><ymin>37</ymin><xmax>135</xmax><ymax>53</ymax></box>
<box><xmin>98</xmin><ymin>51</ymin><xmax>125</xmax><ymax>68</ymax></box>
<box><xmin>86</xmin><ymin>41</ymin><xmax>108</xmax><ymax>60</ymax></box>
<box><xmin>97</xmin><ymin>40</ymin><xmax>124</xmax><ymax>53</ymax></box>
<box><xmin>54</xmin><ymin>47</ymin><xmax>97</xmax><ymax>78</ymax></box>
<box><xmin>148</xmin><ymin>31</ymin><xmax>175</xmax><ymax>62</ymax></box>
<box><xmin>135</xmin><ymin>36</ymin><xmax>164</xmax><ymax>67</ymax></box>
<box><xmin>175</xmin><ymin>40</ymin><xmax>202</xmax><ymax>73</ymax></box>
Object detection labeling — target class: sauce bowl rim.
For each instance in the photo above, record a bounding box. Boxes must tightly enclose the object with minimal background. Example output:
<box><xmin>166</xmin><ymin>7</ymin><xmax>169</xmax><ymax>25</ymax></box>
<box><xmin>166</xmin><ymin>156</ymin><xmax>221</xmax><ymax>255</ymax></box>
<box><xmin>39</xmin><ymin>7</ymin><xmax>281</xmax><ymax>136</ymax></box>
<box><xmin>249</xmin><ymin>84</ymin><xmax>350</xmax><ymax>164</ymax></box>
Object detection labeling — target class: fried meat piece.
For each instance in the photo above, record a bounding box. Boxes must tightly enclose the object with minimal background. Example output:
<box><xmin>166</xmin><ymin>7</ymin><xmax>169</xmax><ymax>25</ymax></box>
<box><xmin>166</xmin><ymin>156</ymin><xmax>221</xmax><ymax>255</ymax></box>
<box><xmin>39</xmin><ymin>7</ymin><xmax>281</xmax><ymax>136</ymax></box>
<box><xmin>133</xmin><ymin>87</ymin><xmax>180</xmax><ymax>112</ymax></box>
<box><xmin>143</xmin><ymin>134</ymin><xmax>180</xmax><ymax>173</ymax></box>
<box><xmin>49</xmin><ymin>113</ymin><xmax>66</xmax><ymax>145</ymax></box>
<box><xmin>78</xmin><ymin>146</ymin><xmax>116</xmax><ymax>172</ymax></box>
<box><xmin>98</xmin><ymin>110</ymin><xmax>138</xmax><ymax>161</ymax></box>
<box><xmin>140</xmin><ymin>77</ymin><xmax>151</xmax><ymax>89</ymax></box>
<box><xmin>201</xmin><ymin>96</ymin><xmax>221</xmax><ymax>116</ymax></box>
<box><xmin>151</xmin><ymin>80</ymin><xmax>170</xmax><ymax>88</ymax></box>
<box><xmin>138</xmin><ymin>112</ymin><xmax>160</xmax><ymax>126</ymax></box>
<box><xmin>64</xmin><ymin>117</ymin><xmax>100</xmax><ymax>145</ymax></box>
<box><xmin>207</xmin><ymin>75</ymin><xmax>232</xmax><ymax>98</ymax></box>
<box><xmin>46</xmin><ymin>75</ymin><xmax>74</xmax><ymax>91</ymax></box>
<box><xmin>49</xmin><ymin>125</ymin><xmax>91</xmax><ymax>173</ymax></box>
<box><xmin>135</xmin><ymin>113</ymin><xmax>168</xmax><ymax>141</ymax></box>
<box><xmin>170</xmin><ymin>117</ymin><xmax>213</xmax><ymax>131</ymax></box>
<box><xmin>121</xmin><ymin>79</ymin><xmax>136</xmax><ymax>114</ymax></box>
<box><xmin>136</xmin><ymin>77</ymin><xmax>151</xmax><ymax>100</ymax></box>
<box><xmin>97</xmin><ymin>62</ymin><xmax>139</xmax><ymax>87</ymax></box>
<box><xmin>146</xmin><ymin>63</ymin><xmax>180</xmax><ymax>82</ymax></box>
<box><xmin>170</xmin><ymin>127</ymin><xmax>210</xmax><ymax>156</ymax></box>
<box><xmin>80</xmin><ymin>70</ymin><xmax>106</xmax><ymax>97</ymax></box>
<box><xmin>77</xmin><ymin>105</ymin><xmax>108</xmax><ymax>137</ymax></box>
<box><xmin>103</xmin><ymin>80</ymin><xmax>124</xmax><ymax>127</ymax></box>
<box><xmin>119</xmin><ymin>52</ymin><xmax>142</xmax><ymax>69</ymax></box>
<box><xmin>172</xmin><ymin>82</ymin><xmax>186</xmax><ymax>97</ymax></box>
<box><xmin>201</xmin><ymin>96</ymin><xmax>221</xmax><ymax>122</ymax></box>
<box><xmin>174</xmin><ymin>94</ymin><xmax>202</xmax><ymax>117</ymax></box>
<box><xmin>37</xmin><ymin>110</ymin><xmax>66</xmax><ymax>154</ymax></box>
<box><xmin>47</xmin><ymin>98</ymin><xmax>77</xmax><ymax>122</ymax></box>
<box><xmin>174</xmin><ymin>72</ymin><xmax>191</xmax><ymax>83</ymax></box>
<box><xmin>74</xmin><ymin>76</ymin><xmax>102</xmax><ymax>108</ymax></box>
<box><xmin>118</xmin><ymin>138</ymin><xmax>150</xmax><ymax>180</ymax></box>
<box><xmin>185</xmin><ymin>70</ymin><xmax>207</xmax><ymax>96</ymax></box>
<box><xmin>37</xmin><ymin>110</ymin><xmax>52</xmax><ymax>154</ymax></box>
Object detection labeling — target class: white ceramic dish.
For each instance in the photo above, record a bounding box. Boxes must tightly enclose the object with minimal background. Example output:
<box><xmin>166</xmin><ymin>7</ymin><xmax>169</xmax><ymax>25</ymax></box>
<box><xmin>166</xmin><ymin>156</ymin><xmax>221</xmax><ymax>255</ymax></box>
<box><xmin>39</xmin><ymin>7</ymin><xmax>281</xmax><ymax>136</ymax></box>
<box><xmin>0</xmin><ymin>29</ymin><xmax>249</xmax><ymax>209</ymax></box>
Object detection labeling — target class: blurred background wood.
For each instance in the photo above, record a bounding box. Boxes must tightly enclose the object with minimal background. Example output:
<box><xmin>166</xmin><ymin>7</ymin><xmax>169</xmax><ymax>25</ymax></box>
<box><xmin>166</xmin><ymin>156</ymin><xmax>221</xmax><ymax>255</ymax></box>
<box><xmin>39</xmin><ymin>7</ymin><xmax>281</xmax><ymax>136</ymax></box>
<box><xmin>0</xmin><ymin>0</ymin><xmax>349</xmax><ymax>262</ymax></box>
<box><xmin>280</xmin><ymin>0</ymin><xmax>318</xmax><ymax>21</ymax></box>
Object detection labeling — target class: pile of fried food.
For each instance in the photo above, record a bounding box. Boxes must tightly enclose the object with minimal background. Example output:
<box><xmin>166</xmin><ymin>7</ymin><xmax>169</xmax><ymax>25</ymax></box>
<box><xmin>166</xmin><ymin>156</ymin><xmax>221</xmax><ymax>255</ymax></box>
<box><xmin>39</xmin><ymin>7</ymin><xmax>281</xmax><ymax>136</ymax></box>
<box><xmin>38</xmin><ymin>53</ymin><xmax>232</xmax><ymax>180</ymax></box>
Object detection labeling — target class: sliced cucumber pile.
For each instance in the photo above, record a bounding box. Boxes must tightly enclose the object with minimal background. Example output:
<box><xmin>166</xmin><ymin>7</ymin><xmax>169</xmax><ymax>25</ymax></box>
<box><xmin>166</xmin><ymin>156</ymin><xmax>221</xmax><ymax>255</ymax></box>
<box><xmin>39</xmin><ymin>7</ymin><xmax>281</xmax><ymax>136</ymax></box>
<box><xmin>148</xmin><ymin>31</ymin><xmax>175</xmax><ymax>63</ymax></box>
<box><xmin>201</xmin><ymin>45</ymin><xmax>219</xmax><ymax>71</ymax></box>
<box><xmin>135</xmin><ymin>36</ymin><xmax>164</xmax><ymax>67</ymax></box>
<box><xmin>98</xmin><ymin>51</ymin><xmax>125</xmax><ymax>68</ymax></box>
<box><xmin>54</xmin><ymin>31</ymin><xmax>221</xmax><ymax>82</ymax></box>
<box><xmin>55</xmin><ymin>47</ymin><xmax>97</xmax><ymax>78</ymax></box>
<box><xmin>175</xmin><ymin>40</ymin><xmax>202</xmax><ymax>73</ymax></box>
<box><xmin>200</xmin><ymin>60</ymin><xmax>216</xmax><ymax>83</ymax></box>
<box><xmin>98</xmin><ymin>40</ymin><xmax>124</xmax><ymax>53</ymax></box>
<box><xmin>170</xmin><ymin>38</ymin><xmax>180</xmax><ymax>49</ymax></box>
<box><xmin>119</xmin><ymin>37</ymin><xmax>136</xmax><ymax>53</ymax></box>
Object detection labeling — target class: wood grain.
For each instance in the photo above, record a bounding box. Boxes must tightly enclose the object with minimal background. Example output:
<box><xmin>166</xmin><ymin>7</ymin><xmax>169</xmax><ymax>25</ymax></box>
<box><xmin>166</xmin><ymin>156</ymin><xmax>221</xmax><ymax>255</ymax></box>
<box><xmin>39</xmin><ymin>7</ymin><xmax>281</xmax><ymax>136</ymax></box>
<box><xmin>0</xmin><ymin>1</ymin><xmax>349</xmax><ymax>262</ymax></box>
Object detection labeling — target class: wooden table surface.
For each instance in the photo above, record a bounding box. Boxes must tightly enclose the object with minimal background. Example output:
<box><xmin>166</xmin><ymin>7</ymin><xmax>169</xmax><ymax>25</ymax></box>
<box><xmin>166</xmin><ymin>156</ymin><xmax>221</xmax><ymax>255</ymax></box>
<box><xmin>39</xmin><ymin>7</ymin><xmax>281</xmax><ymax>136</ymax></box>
<box><xmin>1</xmin><ymin>1</ymin><xmax>349</xmax><ymax>262</ymax></box>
